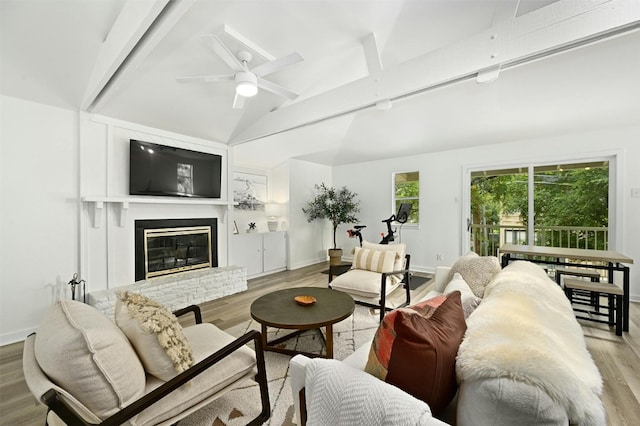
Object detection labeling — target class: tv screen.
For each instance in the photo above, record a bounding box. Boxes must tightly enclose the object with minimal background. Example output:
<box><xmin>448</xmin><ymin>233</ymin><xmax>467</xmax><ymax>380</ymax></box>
<box><xmin>129</xmin><ymin>139</ymin><xmax>222</xmax><ymax>198</ymax></box>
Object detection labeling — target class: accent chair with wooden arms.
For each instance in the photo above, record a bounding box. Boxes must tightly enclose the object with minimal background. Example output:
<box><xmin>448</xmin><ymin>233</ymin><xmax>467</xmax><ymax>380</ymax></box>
<box><xmin>328</xmin><ymin>241</ymin><xmax>411</xmax><ymax>322</ymax></box>
<box><xmin>22</xmin><ymin>297</ymin><xmax>270</xmax><ymax>426</ymax></box>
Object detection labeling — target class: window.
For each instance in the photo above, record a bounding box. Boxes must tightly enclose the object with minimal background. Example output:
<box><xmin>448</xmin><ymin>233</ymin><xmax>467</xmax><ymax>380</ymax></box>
<box><xmin>468</xmin><ymin>160</ymin><xmax>610</xmax><ymax>256</ymax></box>
<box><xmin>393</xmin><ymin>171</ymin><xmax>419</xmax><ymax>224</ymax></box>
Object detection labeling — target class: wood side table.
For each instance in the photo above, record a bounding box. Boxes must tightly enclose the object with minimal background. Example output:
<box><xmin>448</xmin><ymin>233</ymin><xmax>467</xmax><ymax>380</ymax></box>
<box><xmin>250</xmin><ymin>287</ymin><xmax>355</xmax><ymax>358</ymax></box>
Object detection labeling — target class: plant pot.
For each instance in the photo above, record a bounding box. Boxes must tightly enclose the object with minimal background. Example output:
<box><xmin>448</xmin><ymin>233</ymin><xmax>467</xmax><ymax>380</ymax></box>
<box><xmin>328</xmin><ymin>248</ymin><xmax>343</xmax><ymax>266</ymax></box>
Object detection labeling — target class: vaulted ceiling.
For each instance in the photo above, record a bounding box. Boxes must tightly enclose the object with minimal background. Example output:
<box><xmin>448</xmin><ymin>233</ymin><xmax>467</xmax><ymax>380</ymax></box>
<box><xmin>2</xmin><ymin>0</ymin><xmax>639</xmax><ymax>168</ymax></box>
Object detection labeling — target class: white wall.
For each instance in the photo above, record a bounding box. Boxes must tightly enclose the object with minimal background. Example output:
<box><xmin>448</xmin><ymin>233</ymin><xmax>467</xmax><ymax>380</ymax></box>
<box><xmin>1</xmin><ymin>96</ymin><xmax>79</xmax><ymax>344</ymax></box>
<box><xmin>288</xmin><ymin>159</ymin><xmax>333</xmax><ymax>269</ymax></box>
<box><xmin>333</xmin><ymin>126</ymin><xmax>640</xmax><ymax>300</ymax></box>
<box><xmin>332</xmin><ymin>158</ymin><xmax>448</xmax><ymax>272</ymax></box>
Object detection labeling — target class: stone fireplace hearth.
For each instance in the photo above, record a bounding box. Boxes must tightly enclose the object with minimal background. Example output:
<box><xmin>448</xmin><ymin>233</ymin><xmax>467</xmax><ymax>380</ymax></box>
<box><xmin>87</xmin><ymin>266</ymin><xmax>246</xmax><ymax>319</ymax></box>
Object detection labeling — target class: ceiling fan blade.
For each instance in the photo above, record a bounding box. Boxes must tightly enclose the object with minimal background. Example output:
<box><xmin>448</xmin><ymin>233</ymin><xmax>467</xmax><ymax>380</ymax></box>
<box><xmin>232</xmin><ymin>92</ymin><xmax>246</xmax><ymax>109</ymax></box>
<box><xmin>252</xmin><ymin>52</ymin><xmax>303</xmax><ymax>77</ymax></box>
<box><xmin>203</xmin><ymin>34</ymin><xmax>246</xmax><ymax>72</ymax></box>
<box><xmin>257</xmin><ymin>77</ymin><xmax>298</xmax><ymax>100</ymax></box>
<box><xmin>176</xmin><ymin>75</ymin><xmax>234</xmax><ymax>83</ymax></box>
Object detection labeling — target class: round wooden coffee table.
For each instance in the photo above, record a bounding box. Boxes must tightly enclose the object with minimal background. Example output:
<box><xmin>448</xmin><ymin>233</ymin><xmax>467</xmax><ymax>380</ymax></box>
<box><xmin>250</xmin><ymin>287</ymin><xmax>355</xmax><ymax>358</ymax></box>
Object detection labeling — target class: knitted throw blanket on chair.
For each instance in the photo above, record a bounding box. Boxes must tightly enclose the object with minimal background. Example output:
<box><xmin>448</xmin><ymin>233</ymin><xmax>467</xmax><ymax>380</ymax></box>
<box><xmin>456</xmin><ymin>261</ymin><xmax>605</xmax><ymax>426</ymax></box>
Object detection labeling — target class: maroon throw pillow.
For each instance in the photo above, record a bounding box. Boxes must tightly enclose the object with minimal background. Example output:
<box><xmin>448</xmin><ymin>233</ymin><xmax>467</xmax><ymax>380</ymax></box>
<box><xmin>365</xmin><ymin>292</ymin><xmax>466</xmax><ymax>415</ymax></box>
<box><xmin>364</xmin><ymin>295</ymin><xmax>446</xmax><ymax>380</ymax></box>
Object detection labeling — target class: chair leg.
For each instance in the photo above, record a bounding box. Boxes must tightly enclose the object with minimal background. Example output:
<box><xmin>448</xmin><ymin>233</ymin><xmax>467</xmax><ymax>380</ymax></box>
<box><xmin>615</xmin><ymin>294</ymin><xmax>623</xmax><ymax>336</ymax></box>
<box><xmin>248</xmin><ymin>333</ymin><xmax>271</xmax><ymax>426</ymax></box>
<box><xmin>564</xmin><ymin>286</ymin><xmax>573</xmax><ymax>303</ymax></box>
<box><xmin>608</xmin><ymin>295</ymin><xmax>615</xmax><ymax>326</ymax></box>
<box><xmin>378</xmin><ymin>296</ymin><xmax>386</xmax><ymax>323</ymax></box>
<box><xmin>378</xmin><ymin>274</ymin><xmax>387</xmax><ymax>322</ymax></box>
<box><xmin>404</xmin><ymin>276</ymin><xmax>411</xmax><ymax>307</ymax></box>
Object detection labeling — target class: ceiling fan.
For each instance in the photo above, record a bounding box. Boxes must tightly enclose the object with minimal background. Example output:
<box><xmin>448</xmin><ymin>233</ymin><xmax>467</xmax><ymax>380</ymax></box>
<box><xmin>176</xmin><ymin>34</ymin><xmax>303</xmax><ymax>109</ymax></box>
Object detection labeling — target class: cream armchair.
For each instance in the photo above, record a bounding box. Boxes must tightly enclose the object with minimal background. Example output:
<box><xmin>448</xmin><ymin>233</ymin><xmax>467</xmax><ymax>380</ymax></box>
<box><xmin>22</xmin><ymin>299</ymin><xmax>270</xmax><ymax>426</ymax></box>
<box><xmin>329</xmin><ymin>241</ymin><xmax>411</xmax><ymax>322</ymax></box>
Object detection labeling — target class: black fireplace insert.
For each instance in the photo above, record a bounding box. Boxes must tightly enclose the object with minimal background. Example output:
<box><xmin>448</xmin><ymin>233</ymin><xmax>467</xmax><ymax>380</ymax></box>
<box><xmin>134</xmin><ymin>218</ymin><xmax>218</xmax><ymax>281</ymax></box>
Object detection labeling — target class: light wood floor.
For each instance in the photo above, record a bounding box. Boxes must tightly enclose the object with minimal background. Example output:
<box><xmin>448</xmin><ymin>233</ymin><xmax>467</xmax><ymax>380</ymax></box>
<box><xmin>1</xmin><ymin>262</ymin><xmax>639</xmax><ymax>425</ymax></box>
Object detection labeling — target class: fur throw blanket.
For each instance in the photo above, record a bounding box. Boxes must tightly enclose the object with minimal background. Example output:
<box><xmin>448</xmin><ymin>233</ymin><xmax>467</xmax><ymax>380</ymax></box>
<box><xmin>456</xmin><ymin>261</ymin><xmax>605</xmax><ymax>425</ymax></box>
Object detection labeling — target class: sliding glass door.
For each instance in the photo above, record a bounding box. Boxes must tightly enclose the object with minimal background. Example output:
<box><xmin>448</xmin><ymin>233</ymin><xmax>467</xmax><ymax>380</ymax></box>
<box><xmin>470</xmin><ymin>167</ymin><xmax>528</xmax><ymax>256</ymax></box>
<box><xmin>533</xmin><ymin>162</ymin><xmax>609</xmax><ymax>250</ymax></box>
<box><xmin>467</xmin><ymin>160</ymin><xmax>610</xmax><ymax>257</ymax></box>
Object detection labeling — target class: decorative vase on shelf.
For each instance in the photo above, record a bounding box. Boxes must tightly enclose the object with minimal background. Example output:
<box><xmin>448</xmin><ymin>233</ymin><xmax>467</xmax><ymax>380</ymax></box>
<box><xmin>265</xmin><ymin>203</ymin><xmax>282</xmax><ymax>232</ymax></box>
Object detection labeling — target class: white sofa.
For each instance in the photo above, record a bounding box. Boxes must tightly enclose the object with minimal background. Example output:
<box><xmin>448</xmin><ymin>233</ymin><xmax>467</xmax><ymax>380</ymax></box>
<box><xmin>290</xmin><ymin>259</ymin><xmax>605</xmax><ymax>426</ymax></box>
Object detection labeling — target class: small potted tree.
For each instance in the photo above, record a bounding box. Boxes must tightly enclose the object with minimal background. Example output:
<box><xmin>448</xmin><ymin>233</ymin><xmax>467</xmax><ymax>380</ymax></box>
<box><xmin>303</xmin><ymin>183</ymin><xmax>360</xmax><ymax>265</ymax></box>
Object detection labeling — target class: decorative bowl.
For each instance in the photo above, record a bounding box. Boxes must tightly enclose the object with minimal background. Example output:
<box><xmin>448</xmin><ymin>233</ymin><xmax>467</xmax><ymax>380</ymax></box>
<box><xmin>294</xmin><ymin>295</ymin><xmax>316</xmax><ymax>306</ymax></box>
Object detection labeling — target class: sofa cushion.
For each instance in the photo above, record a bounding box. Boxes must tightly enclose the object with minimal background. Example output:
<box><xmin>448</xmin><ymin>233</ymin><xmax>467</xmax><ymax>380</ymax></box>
<box><xmin>364</xmin><ymin>292</ymin><xmax>467</xmax><ymax>415</ymax></box>
<box><xmin>447</xmin><ymin>251</ymin><xmax>501</xmax><ymax>298</ymax></box>
<box><xmin>134</xmin><ymin>323</ymin><xmax>257</xmax><ymax>425</ymax></box>
<box><xmin>34</xmin><ymin>299</ymin><xmax>146</xmax><ymax>420</ymax></box>
<box><xmin>457</xmin><ymin>377</ymin><xmax>570</xmax><ymax>426</ymax></box>
<box><xmin>417</xmin><ymin>294</ymin><xmax>448</xmax><ymax>311</ymax></box>
<box><xmin>305</xmin><ymin>358</ymin><xmax>433</xmax><ymax>425</ymax></box>
<box><xmin>330</xmin><ymin>268</ymin><xmax>399</xmax><ymax>299</ymax></box>
<box><xmin>352</xmin><ymin>246</ymin><xmax>397</xmax><ymax>273</ymax></box>
<box><xmin>444</xmin><ymin>273</ymin><xmax>482</xmax><ymax>318</ymax></box>
<box><xmin>115</xmin><ymin>291</ymin><xmax>194</xmax><ymax>381</ymax></box>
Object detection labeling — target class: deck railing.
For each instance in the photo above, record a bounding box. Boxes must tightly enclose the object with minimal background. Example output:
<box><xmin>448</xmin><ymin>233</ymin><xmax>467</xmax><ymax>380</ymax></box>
<box><xmin>470</xmin><ymin>224</ymin><xmax>609</xmax><ymax>257</ymax></box>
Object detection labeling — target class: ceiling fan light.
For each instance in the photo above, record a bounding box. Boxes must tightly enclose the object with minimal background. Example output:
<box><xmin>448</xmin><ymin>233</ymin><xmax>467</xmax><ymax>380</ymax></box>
<box><xmin>235</xmin><ymin>72</ymin><xmax>258</xmax><ymax>97</ymax></box>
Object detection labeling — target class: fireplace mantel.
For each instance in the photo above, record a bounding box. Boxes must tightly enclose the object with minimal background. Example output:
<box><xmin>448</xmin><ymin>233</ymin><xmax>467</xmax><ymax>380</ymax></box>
<box><xmin>82</xmin><ymin>196</ymin><xmax>236</xmax><ymax>228</ymax></box>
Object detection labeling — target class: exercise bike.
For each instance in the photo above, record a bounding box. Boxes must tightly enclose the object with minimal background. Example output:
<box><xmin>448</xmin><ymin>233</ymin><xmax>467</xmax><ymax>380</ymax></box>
<box><xmin>379</xmin><ymin>202</ymin><xmax>412</xmax><ymax>244</ymax></box>
<box><xmin>347</xmin><ymin>202</ymin><xmax>413</xmax><ymax>246</ymax></box>
<box><xmin>346</xmin><ymin>225</ymin><xmax>367</xmax><ymax>247</ymax></box>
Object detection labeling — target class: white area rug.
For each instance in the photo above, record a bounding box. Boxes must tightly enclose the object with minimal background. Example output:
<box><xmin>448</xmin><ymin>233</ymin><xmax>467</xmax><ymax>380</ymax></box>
<box><xmin>178</xmin><ymin>306</ymin><xmax>380</xmax><ymax>426</ymax></box>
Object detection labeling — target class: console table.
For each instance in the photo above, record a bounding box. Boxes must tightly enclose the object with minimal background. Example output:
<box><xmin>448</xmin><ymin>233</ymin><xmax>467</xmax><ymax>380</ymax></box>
<box><xmin>499</xmin><ymin>244</ymin><xmax>633</xmax><ymax>332</ymax></box>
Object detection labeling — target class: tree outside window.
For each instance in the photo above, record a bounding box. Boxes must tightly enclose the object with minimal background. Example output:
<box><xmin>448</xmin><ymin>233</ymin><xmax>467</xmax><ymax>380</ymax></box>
<box><xmin>394</xmin><ymin>171</ymin><xmax>419</xmax><ymax>224</ymax></box>
<box><xmin>470</xmin><ymin>161</ymin><xmax>609</xmax><ymax>255</ymax></box>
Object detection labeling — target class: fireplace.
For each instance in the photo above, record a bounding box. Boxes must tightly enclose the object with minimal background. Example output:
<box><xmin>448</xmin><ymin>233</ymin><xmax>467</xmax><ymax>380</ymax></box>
<box><xmin>135</xmin><ymin>218</ymin><xmax>218</xmax><ymax>281</ymax></box>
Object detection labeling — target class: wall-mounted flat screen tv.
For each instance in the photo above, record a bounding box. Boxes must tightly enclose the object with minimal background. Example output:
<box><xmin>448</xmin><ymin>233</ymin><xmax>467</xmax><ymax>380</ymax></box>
<box><xmin>129</xmin><ymin>139</ymin><xmax>222</xmax><ymax>198</ymax></box>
